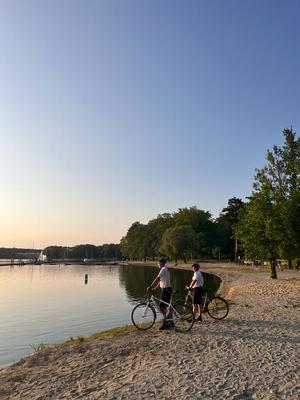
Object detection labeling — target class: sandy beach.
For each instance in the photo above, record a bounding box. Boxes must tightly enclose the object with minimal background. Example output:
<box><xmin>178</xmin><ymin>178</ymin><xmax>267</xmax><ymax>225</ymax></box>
<box><xmin>1</xmin><ymin>264</ymin><xmax>299</xmax><ymax>400</ymax></box>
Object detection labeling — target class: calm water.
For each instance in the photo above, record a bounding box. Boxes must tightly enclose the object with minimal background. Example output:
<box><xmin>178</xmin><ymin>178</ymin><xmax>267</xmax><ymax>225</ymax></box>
<box><xmin>0</xmin><ymin>264</ymin><xmax>219</xmax><ymax>368</ymax></box>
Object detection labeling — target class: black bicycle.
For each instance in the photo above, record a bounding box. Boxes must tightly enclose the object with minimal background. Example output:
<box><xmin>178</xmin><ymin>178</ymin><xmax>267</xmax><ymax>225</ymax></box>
<box><xmin>180</xmin><ymin>289</ymin><xmax>229</xmax><ymax>320</ymax></box>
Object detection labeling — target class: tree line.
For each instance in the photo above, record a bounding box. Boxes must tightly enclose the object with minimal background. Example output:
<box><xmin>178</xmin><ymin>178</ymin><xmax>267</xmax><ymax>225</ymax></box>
<box><xmin>0</xmin><ymin>248</ymin><xmax>40</xmax><ymax>259</ymax></box>
<box><xmin>120</xmin><ymin>200</ymin><xmax>244</xmax><ymax>263</ymax></box>
<box><xmin>2</xmin><ymin>128</ymin><xmax>298</xmax><ymax>278</ymax></box>
<box><xmin>43</xmin><ymin>243</ymin><xmax>121</xmax><ymax>261</ymax></box>
<box><xmin>121</xmin><ymin>128</ymin><xmax>300</xmax><ymax>279</ymax></box>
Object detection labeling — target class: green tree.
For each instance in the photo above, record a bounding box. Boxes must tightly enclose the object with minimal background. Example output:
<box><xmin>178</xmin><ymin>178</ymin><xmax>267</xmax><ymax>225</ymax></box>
<box><xmin>236</xmin><ymin>128</ymin><xmax>300</xmax><ymax>278</ymax></box>
<box><xmin>279</xmin><ymin>129</ymin><xmax>300</xmax><ymax>263</ymax></box>
<box><xmin>120</xmin><ymin>214</ymin><xmax>175</xmax><ymax>261</ymax></box>
<box><xmin>173</xmin><ymin>207</ymin><xmax>216</xmax><ymax>258</ymax></box>
<box><xmin>147</xmin><ymin>213</ymin><xmax>175</xmax><ymax>259</ymax></box>
<box><xmin>120</xmin><ymin>222</ymin><xmax>150</xmax><ymax>260</ymax></box>
<box><xmin>69</xmin><ymin>244</ymin><xmax>100</xmax><ymax>259</ymax></box>
<box><xmin>236</xmin><ymin>192</ymin><xmax>281</xmax><ymax>278</ymax></box>
<box><xmin>217</xmin><ymin>197</ymin><xmax>244</xmax><ymax>261</ymax></box>
<box><xmin>43</xmin><ymin>246</ymin><xmax>67</xmax><ymax>260</ymax></box>
<box><xmin>100</xmin><ymin>244</ymin><xmax>121</xmax><ymax>260</ymax></box>
<box><xmin>159</xmin><ymin>225</ymin><xmax>201</xmax><ymax>263</ymax></box>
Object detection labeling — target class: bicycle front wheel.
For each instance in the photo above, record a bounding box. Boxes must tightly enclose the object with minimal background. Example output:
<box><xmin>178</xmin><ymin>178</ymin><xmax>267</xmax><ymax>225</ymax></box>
<box><xmin>207</xmin><ymin>296</ymin><xmax>229</xmax><ymax>320</ymax></box>
<box><xmin>131</xmin><ymin>302</ymin><xmax>156</xmax><ymax>330</ymax></box>
<box><xmin>172</xmin><ymin>302</ymin><xmax>194</xmax><ymax>332</ymax></box>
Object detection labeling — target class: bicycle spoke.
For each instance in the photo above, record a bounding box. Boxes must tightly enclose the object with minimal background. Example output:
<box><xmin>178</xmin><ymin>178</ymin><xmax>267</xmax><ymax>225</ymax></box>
<box><xmin>131</xmin><ymin>303</ymin><xmax>156</xmax><ymax>330</ymax></box>
<box><xmin>207</xmin><ymin>296</ymin><xmax>229</xmax><ymax>320</ymax></box>
<box><xmin>172</xmin><ymin>302</ymin><xmax>194</xmax><ymax>332</ymax></box>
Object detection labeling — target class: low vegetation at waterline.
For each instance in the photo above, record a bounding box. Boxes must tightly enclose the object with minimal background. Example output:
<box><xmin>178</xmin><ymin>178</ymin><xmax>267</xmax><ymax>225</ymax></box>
<box><xmin>30</xmin><ymin>343</ymin><xmax>51</xmax><ymax>353</ymax></box>
<box><xmin>29</xmin><ymin>326</ymin><xmax>135</xmax><ymax>355</ymax></box>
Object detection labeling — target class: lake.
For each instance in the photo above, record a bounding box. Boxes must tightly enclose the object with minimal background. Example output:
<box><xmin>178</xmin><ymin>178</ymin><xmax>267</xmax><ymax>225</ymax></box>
<box><xmin>0</xmin><ymin>264</ymin><xmax>219</xmax><ymax>368</ymax></box>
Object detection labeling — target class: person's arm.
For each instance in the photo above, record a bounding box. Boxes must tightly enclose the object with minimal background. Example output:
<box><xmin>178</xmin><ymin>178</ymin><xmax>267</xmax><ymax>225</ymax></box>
<box><xmin>147</xmin><ymin>276</ymin><xmax>160</xmax><ymax>291</ymax></box>
<box><xmin>186</xmin><ymin>279</ymin><xmax>197</xmax><ymax>290</ymax></box>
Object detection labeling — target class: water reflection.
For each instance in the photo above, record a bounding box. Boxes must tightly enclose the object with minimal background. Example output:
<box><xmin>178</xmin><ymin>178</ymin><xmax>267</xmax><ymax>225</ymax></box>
<box><xmin>0</xmin><ymin>264</ymin><xmax>220</xmax><ymax>367</ymax></box>
<box><xmin>118</xmin><ymin>265</ymin><xmax>220</xmax><ymax>302</ymax></box>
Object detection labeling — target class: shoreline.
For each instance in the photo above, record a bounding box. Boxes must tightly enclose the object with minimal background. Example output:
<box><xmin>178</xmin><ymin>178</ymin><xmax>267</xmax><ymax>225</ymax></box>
<box><xmin>1</xmin><ymin>265</ymin><xmax>299</xmax><ymax>399</ymax></box>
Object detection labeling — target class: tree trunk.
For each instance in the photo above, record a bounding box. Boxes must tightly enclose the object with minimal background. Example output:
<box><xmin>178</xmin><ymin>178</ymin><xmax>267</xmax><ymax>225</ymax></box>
<box><xmin>270</xmin><ymin>259</ymin><xmax>277</xmax><ymax>279</ymax></box>
<box><xmin>288</xmin><ymin>259</ymin><xmax>292</xmax><ymax>269</ymax></box>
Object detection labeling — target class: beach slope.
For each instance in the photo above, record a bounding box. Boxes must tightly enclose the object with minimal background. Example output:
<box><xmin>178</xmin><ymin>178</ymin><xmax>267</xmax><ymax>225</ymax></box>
<box><xmin>0</xmin><ymin>268</ymin><xmax>299</xmax><ymax>400</ymax></box>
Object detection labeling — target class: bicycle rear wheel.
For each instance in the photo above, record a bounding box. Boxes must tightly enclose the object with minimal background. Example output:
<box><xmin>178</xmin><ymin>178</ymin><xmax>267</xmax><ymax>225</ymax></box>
<box><xmin>207</xmin><ymin>296</ymin><xmax>229</xmax><ymax>320</ymax></box>
<box><xmin>131</xmin><ymin>302</ymin><xmax>156</xmax><ymax>330</ymax></box>
<box><xmin>172</xmin><ymin>302</ymin><xmax>194</xmax><ymax>332</ymax></box>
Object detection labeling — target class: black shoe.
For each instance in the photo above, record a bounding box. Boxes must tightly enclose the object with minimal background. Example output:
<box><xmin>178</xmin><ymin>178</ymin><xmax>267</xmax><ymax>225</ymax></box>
<box><xmin>196</xmin><ymin>316</ymin><xmax>203</xmax><ymax>322</ymax></box>
<box><xmin>167</xmin><ymin>321</ymin><xmax>174</xmax><ymax>329</ymax></box>
<box><xmin>159</xmin><ymin>323</ymin><xmax>168</xmax><ymax>330</ymax></box>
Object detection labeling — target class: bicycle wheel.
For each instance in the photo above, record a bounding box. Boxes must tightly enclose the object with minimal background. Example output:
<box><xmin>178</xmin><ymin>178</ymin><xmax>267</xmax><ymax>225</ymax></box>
<box><xmin>207</xmin><ymin>296</ymin><xmax>229</xmax><ymax>320</ymax></box>
<box><xmin>131</xmin><ymin>302</ymin><xmax>156</xmax><ymax>330</ymax></box>
<box><xmin>172</xmin><ymin>301</ymin><xmax>194</xmax><ymax>332</ymax></box>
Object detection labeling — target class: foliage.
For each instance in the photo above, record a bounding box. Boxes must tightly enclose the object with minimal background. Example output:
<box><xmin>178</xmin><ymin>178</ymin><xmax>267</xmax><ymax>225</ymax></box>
<box><xmin>147</xmin><ymin>213</ymin><xmax>175</xmax><ymax>259</ymax></box>
<box><xmin>159</xmin><ymin>225</ymin><xmax>202</xmax><ymax>262</ymax></box>
<box><xmin>120</xmin><ymin>207</ymin><xmax>220</xmax><ymax>261</ymax></box>
<box><xmin>43</xmin><ymin>246</ymin><xmax>67</xmax><ymax>259</ymax></box>
<box><xmin>217</xmin><ymin>197</ymin><xmax>244</xmax><ymax>260</ymax></box>
<box><xmin>236</xmin><ymin>128</ymin><xmax>300</xmax><ymax>278</ymax></box>
<box><xmin>43</xmin><ymin>243</ymin><xmax>121</xmax><ymax>260</ymax></box>
<box><xmin>173</xmin><ymin>207</ymin><xmax>217</xmax><ymax>257</ymax></box>
<box><xmin>69</xmin><ymin>244</ymin><xmax>100</xmax><ymax>259</ymax></box>
<box><xmin>218</xmin><ymin>197</ymin><xmax>245</xmax><ymax>230</ymax></box>
<box><xmin>120</xmin><ymin>222</ymin><xmax>151</xmax><ymax>260</ymax></box>
<box><xmin>0</xmin><ymin>247</ymin><xmax>41</xmax><ymax>259</ymax></box>
<box><xmin>120</xmin><ymin>214</ymin><xmax>175</xmax><ymax>260</ymax></box>
<box><xmin>100</xmin><ymin>243</ymin><xmax>122</xmax><ymax>259</ymax></box>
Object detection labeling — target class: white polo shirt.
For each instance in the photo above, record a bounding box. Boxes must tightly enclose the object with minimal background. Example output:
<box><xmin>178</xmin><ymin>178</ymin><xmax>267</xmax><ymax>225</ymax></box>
<box><xmin>158</xmin><ymin>266</ymin><xmax>171</xmax><ymax>289</ymax></box>
<box><xmin>192</xmin><ymin>270</ymin><xmax>204</xmax><ymax>287</ymax></box>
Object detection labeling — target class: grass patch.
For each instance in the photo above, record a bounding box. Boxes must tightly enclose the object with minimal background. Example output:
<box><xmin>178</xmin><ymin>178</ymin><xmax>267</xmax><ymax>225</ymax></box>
<box><xmin>89</xmin><ymin>325</ymin><xmax>135</xmax><ymax>340</ymax></box>
<box><xmin>54</xmin><ymin>325</ymin><xmax>135</xmax><ymax>349</ymax></box>
<box><xmin>30</xmin><ymin>343</ymin><xmax>50</xmax><ymax>353</ymax></box>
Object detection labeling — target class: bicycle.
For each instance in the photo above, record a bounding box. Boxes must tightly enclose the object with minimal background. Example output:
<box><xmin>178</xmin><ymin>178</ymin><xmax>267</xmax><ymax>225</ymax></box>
<box><xmin>131</xmin><ymin>289</ymin><xmax>195</xmax><ymax>332</ymax></box>
<box><xmin>180</xmin><ymin>289</ymin><xmax>229</xmax><ymax>320</ymax></box>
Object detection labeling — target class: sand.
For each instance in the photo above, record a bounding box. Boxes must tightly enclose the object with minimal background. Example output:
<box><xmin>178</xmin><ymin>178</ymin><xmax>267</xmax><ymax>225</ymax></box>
<box><xmin>0</xmin><ymin>265</ymin><xmax>299</xmax><ymax>400</ymax></box>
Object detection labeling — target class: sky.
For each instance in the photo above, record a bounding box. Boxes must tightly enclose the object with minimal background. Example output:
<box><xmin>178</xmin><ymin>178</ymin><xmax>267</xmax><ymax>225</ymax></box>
<box><xmin>0</xmin><ymin>0</ymin><xmax>299</xmax><ymax>248</ymax></box>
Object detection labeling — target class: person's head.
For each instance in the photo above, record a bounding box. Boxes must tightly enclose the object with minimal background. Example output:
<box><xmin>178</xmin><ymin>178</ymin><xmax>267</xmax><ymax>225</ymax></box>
<box><xmin>158</xmin><ymin>258</ymin><xmax>167</xmax><ymax>268</ymax></box>
<box><xmin>192</xmin><ymin>263</ymin><xmax>200</xmax><ymax>272</ymax></box>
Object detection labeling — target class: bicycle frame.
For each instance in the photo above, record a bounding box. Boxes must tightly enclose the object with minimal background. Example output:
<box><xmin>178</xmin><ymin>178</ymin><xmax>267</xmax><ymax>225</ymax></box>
<box><xmin>147</xmin><ymin>293</ymin><xmax>173</xmax><ymax>317</ymax></box>
<box><xmin>185</xmin><ymin>289</ymin><xmax>209</xmax><ymax>310</ymax></box>
<box><xmin>131</xmin><ymin>290</ymin><xmax>196</xmax><ymax>332</ymax></box>
<box><xmin>183</xmin><ymin>290</ymin><xmax>229</xmax><ymax>320</ymax></box>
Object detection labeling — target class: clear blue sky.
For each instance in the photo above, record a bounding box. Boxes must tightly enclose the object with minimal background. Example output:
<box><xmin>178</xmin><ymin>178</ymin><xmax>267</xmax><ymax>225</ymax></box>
<box><xmin>1</xmin><ymin>0</ymin><xmax>299</xmax><ymax>248</ymax></box>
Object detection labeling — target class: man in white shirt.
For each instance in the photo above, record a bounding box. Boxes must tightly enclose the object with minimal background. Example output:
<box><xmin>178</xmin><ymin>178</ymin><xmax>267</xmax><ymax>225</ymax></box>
<box><xmin>147</xmin><ymin>258</ymin><xmax>172</xmax><ymax>330</ymax></box>
<box><xmin>186</xmin><ymin>263</ymin><xmax>204</xmax><ymax>321</ymax></box>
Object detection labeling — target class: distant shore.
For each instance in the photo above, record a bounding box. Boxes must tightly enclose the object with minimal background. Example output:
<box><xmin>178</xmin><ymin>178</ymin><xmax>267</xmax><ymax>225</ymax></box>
<box><xmin>0</xmin><ymin>260</ymin><xmax>119</xmax><ymax>267</ymax></box>
<box><xmin>0</xmin><ymin>264</ymin><xmax>299</xmax><ymax>399</ymax></box>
